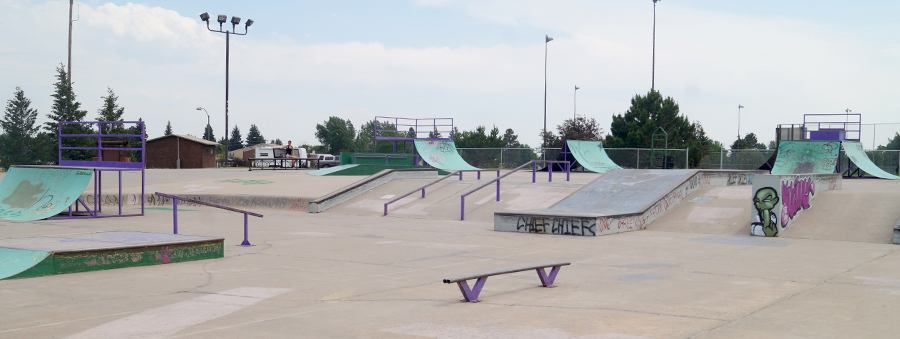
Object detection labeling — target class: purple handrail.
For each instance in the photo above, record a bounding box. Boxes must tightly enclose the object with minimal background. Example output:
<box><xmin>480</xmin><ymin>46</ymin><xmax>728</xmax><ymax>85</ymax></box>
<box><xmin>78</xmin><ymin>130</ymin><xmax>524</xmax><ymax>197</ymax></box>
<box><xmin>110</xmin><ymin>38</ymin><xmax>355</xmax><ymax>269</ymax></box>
<box><xmin>460</xmin><ymin>160</ymin><xmax>570</xmax><ymax>220</ymax></box>
<box><xmin>384</xmin><ymin>171</ymin><xmax>460</xmax><ymax>216</ymax></box>
<box><xmin>154</xmin><ymin>192</ymin><xmax>263</xmax><ymax>246</ymax></box>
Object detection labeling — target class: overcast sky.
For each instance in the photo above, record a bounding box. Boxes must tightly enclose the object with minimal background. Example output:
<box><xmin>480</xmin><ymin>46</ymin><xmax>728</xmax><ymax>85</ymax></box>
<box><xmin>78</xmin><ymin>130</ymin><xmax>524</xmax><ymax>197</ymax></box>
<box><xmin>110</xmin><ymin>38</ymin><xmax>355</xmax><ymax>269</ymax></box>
<box><xmin>2</xmin><ymin>0</ymin><xmax>899</xmax><ymax>149</ymax></box>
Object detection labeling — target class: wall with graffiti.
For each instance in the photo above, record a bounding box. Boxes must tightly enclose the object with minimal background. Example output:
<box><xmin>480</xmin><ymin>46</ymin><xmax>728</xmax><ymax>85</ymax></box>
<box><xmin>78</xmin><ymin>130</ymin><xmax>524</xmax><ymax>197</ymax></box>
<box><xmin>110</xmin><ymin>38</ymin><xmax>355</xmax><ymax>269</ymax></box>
<box><xmin>750</xmin><ymin>174</ymin><xmax>841</xmax><ymax>237</ymax></box>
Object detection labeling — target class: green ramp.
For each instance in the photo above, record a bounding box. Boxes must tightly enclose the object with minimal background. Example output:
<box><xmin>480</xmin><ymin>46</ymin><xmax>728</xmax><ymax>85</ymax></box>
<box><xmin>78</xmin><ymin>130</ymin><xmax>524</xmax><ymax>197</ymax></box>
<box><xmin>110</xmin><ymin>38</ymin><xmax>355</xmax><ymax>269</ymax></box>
<box><xmin>0</xmin><ymin>248</ymin><xmax>51</xmax><ymax>280</ymax></box>
<box><xmin>0</xmin><ymin>166</ymin><xmax>93</xmax><ymax>221</ymax></box>
<box><xmin>771</xmin><ymin>141</ymin><xmax>840</xmax><ymax>175</ymax></box>
<box><xmin>566</xmin><ymin>140</ymin><xmax>622</xmax><ymax>173</ymax></box>
<box><xmin>307</xmin><ymin>164</ymin><xmax>359</xmax><ymax>176</ymax></box>
<box><xmin>414</xmin><ymin>140</ymin><xmax>480</xmax><ymax>171</ymax></box>
<box><xmin>843</xmin><ymin>141</ymin><xmax>900</xmax><ymax>179</ymax></box>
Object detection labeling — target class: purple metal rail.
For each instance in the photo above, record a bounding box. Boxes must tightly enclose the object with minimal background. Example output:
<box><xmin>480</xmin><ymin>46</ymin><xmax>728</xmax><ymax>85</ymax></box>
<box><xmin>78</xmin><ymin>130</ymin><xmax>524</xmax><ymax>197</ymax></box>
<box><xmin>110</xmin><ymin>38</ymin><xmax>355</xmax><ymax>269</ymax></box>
<box><xmin>384</xmin><ymin>171</ymin><xmax>460</xmax><ymax>216</ymax></box>
<box><xmin>154</xmin><ymin>192</ymin><xmax>262</xmax><ymax>246</ymax></box>
<box><xmin>52</xmin><ymin>121</ymin><xmax>146</xmax><ymax>219</ymax></box>
<box><xmin>460</xmin><ymin>160</ymin><xmax>569</xmax><ymax>220</ymax></box>
<box><xmin>442</xmin><ymin>262</ymin><xmax>571</xmax><ymax>302</ymax></box>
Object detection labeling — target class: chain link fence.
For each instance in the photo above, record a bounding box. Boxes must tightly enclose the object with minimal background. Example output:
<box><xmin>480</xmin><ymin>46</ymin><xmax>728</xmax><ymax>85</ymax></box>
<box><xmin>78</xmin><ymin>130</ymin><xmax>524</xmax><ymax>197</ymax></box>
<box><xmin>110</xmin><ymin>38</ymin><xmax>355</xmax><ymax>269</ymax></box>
<box><xmin>697</xmin><ymin>149</ymin><xmax>776</xmax><ymax>170</ymax></box>
<box><xmin>456</xmin><ymin>147</ymin><xmax>690</xmax><ymax>170</ymax></box>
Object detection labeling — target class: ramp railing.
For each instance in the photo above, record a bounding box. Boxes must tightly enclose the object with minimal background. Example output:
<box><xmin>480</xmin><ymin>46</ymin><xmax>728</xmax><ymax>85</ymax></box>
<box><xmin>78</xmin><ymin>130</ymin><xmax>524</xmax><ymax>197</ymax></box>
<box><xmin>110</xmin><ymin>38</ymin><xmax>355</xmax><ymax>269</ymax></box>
<box><xmin>384</xmin><ymin>171</ymin><xmax>460</xmax><ymax>216</ymax></box>
<box><xmin>460</xmin><ymin>160</ymin><xmax>570</xmax><ymax>220</ymax></box>
<box><xmin>154</xmin><ymin>192</ymin><xmax>263</xmax><ymax>246</ymax></box>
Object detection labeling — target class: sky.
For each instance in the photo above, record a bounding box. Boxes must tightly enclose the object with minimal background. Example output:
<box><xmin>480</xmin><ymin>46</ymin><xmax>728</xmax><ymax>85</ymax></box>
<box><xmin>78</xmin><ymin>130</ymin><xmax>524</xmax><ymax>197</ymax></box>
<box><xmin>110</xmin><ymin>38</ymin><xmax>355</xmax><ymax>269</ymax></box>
<box><xmin>2</xmin><ymin>0</ymin><xmax>899</xmax><ymax>149</ymax></box>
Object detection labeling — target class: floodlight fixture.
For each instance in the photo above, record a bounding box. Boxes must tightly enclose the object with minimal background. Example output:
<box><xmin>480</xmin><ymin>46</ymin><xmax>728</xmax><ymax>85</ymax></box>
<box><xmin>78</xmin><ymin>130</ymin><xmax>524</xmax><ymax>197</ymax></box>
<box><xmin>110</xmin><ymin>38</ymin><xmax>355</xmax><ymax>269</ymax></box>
<box><xmin>217</xmin><ymin>15</ymin><xmax>227</xmax><ymax>24</ymax></box>
<box><xmin>199</xmin><ymin>12</ymin><xmax>210</xmax><ymax>22</ymax></box>
<box><xmin>231</xmin><ymin>16</ymin><xmax>241</xmax><ymax>25</ymax></box>
<box><xmin>245</xmin><ymin>19</ymin><xmax>254</xmax><ymax>27</ymax></box>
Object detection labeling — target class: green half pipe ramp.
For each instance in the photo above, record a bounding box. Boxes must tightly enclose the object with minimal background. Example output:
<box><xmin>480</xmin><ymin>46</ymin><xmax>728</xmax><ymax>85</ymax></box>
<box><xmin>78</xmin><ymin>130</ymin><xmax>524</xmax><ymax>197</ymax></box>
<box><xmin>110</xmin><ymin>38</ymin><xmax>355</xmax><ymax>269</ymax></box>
<box><xmin>0</xmin><ymin>166</ymin><xmax>93</xmax><ymax>221</ymax></box>
<box><xmin>414</xmin><ymin>140</ymin><xmax>480</xmax><ymax>171</ymax></box>
<box><xmin>566</xmin><ymin>140</ymin><xmax>622</xmax><ymax>173</ymax></box>
<box><xmin>843</xmin><ymin>141</ymin><xmax>900</xmax><ymax>179</ymax></box>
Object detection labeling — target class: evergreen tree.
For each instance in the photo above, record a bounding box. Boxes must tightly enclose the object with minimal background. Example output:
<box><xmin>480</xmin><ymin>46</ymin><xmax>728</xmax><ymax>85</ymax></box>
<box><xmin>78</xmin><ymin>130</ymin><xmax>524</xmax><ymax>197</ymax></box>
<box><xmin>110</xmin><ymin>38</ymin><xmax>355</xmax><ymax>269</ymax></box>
<box><xmin>228</xmin><ymin>125</ymin><xmax>244</xmax><ymax>151</ymax></box>
<box><xmin>96</xmin><ymin>87</ymin><xmax>125</xmax><ymax>135</ymax></box>
<box><xmin>245</xmin><ymin>124</ymin><xmax>266</xmax><ymax>146</ymax></box>
<box><xmin>315</xmin><ymin>117</ymin><xmax>356</xmax><ymax>154</ymax></box>
<box><xmin>164</xmin><ymin>121</ymin><xmax>173</xmax><ymax>136</ymax></box>
<box><xmin>203</xmin><ymin>124</ymin><xmax>215</xmax><ymax>141</ymax></box>
<box><xmin>502</xmin><ymin>128</ymin><xmax>520</xmax><ymax>148</ymax></box>
<box><xmin>45</xmin><ymin>64</ymin><xmax>90</xmax><ymax>162</ymax></box>
<box><xmin>274</xmin><ymin>138</ymin><xmax>282</xmax><ymax>145</ymax></box>
<box><xmin>0</xmin><ymin>87</ymin><xmax>40</xmax><ymax>169</ymax></box>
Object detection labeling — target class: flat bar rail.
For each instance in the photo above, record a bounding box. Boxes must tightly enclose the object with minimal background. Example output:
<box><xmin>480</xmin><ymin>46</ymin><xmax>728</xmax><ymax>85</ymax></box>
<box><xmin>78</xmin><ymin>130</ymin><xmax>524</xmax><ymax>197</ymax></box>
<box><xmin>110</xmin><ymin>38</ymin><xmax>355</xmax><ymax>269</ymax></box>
<box><xmin>154</xmin><ymin>192</ymin><xmax>263</xmax><ymax>246</ymax></box>
<box><xmin>384</xmin><ymin>171</ymin><xmax>460</xmax><ymax>215</ymax></box>
<box><xmin>443</xmin><ymin>261</ymin><xmax>571</xmax><ymax>302</ymax></box>
<box><xmin>460</xmin><ymin>160</ymin><xmax>570</xmax><ymax>220</ymax></box>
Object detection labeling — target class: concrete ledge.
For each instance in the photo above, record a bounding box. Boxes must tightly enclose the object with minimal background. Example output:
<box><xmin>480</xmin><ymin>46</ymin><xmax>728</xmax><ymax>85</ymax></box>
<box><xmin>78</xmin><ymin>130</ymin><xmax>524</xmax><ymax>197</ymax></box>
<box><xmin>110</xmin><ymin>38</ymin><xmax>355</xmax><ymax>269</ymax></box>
<box><xmin>80</xmin><ymin>193</ymin><xmax>314</xmax><ymax>212</ymax></box>
<box><xmin>750</xmin><ymin>173</ymin><xmax>842</xmax><ymax>237</ymax></box>
<box><xmin>309</xmin><ymin>168</ymin><xmax>438</xmax><ymax>213</ymax></box>
<box><xmin>495</xmin><ymin>170</ymin><xmax>767</xmax><ymax>237</ymax></box>
<box><xmin>892</xmin><ymin>217</ymin><xmax>900</xmax><ymax>244</ymax></box>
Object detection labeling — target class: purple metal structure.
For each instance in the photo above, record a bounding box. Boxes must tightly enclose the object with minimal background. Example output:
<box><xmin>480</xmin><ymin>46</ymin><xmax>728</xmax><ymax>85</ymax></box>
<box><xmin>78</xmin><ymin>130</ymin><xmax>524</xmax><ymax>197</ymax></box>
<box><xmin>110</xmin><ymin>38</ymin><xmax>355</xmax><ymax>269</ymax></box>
<box><xmin>803</xmin><ymin>113</ymin><xmax>861</xmax><ymax>141</ymax></box>
<box><xmin>382</xmin><ymin>160</ymin><xmax>571</xmax><ymax>219</ymax></box>
<box><xmin>154</xmin><ymin>192</ymin><xmax>262</xmax><ymax>246</ymax></box>
<box><xmin>52</xmin><ymin>121</ymin><xmax>145</xmax><ymax>219</ymax></box>
<box><xmin>442</xmin><ymin>262</ymin><xmax>571</xmax><ymax>302</ymax></box>
<box><xmin>373</xmin><ymin>116</ymin><xmax>453</xmax><ymax>155</ymax></box>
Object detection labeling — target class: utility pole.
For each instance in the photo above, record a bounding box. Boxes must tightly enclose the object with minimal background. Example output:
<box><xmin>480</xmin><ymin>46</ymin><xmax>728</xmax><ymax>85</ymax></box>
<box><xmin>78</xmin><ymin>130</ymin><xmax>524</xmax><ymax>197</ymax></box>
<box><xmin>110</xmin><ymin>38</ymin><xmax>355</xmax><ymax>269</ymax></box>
<box><xmin>543</xmin><ymin>35</ymin><xmax>553</xmax><ymax>148</ymax></box>
<box><xmin>67</xmin><ymin>0</ymin><xmax>74</xmax><ymax>86</ymax></box>
<box><xmin>652</xmin><ymin>0</ymin><xmax>661</xmax><ymax>90</ymax></box>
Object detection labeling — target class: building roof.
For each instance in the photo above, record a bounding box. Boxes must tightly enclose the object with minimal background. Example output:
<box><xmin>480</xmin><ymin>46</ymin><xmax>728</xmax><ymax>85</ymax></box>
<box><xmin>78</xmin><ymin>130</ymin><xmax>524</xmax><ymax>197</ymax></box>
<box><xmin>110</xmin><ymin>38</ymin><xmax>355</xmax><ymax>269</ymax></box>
<box><xmin>146</xmin><ymin>134</ymin><xmax>220</xmax><ymax>146</ymax></box>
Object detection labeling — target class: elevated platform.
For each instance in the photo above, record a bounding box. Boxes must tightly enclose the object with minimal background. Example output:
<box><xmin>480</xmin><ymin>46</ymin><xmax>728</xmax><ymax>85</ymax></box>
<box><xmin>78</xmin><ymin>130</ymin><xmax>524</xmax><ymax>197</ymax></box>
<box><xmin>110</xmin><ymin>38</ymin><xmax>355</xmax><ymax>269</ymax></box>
<box><xmin>495</xmin><ymin>169</ymin><xmax>766</xmax><ymax>236</ymax></box>
<box><xmin>0</xmin><ymin>231</ymin><xmax>223</xmax><ymax>280</ymax></box>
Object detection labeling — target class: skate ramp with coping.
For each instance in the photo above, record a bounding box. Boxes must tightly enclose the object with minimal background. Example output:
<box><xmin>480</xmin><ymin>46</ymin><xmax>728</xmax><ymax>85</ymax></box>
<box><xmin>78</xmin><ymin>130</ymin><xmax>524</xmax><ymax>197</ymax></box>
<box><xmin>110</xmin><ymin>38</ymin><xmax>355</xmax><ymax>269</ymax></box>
<box><xmin>770</xmin><ymin>141</ymin><xmax>840</xmax><ymax>175</ymax></box>
<box><xmin>566</xmin><ymin>140</ymin><xmax>622</xmax><ymax>174</ymax></box>
<box><xmin>414</xmin><ymin>140</ymin><xmax>480</xmax><ymax>171</ymax></box>
<box><xmin>0</xmin><ymin>166</ymin><xmax>94</xmax><ymax>221</ymax></box>
<box><xmin>843</xmin><ymin>141</ymin><xmax>900</xmax><ymax>180</ymax></box>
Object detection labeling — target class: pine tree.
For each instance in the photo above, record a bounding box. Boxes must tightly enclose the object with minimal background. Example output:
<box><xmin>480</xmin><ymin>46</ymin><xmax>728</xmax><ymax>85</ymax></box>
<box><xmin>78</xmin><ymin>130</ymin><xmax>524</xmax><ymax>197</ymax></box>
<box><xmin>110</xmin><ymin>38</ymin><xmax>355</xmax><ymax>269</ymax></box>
<box><xmin>0</xmin><ymin>87</ymin><xmax>40</xmax><ymax>169</ymax></box>
<box><xmin>45</xmin><ymin>64</ymin><xmax>90</xmax><ymax>162</ymax></box>
<box><xmin>96</xmin><ymin>87</ymin><xmax>125</xmax><ymax>135</ymax></box>
<box><xmin>203</xmin><ymin>124</ymin><xmax>215</xmax><ymax>141</ymax></box>
<box><xmin>164</xmin><ymin>121</ymin><xmax>173</xmax><ymax>136</ymax></box>
<box><xmin>245</xmin><ymin>124</ymin><xmax>266</xmax><ymax>146</ymax></box>
<box><xmin>229</xmin><ymin>125</ymin><xmax>244</xmax><ymax>151</ymax></box>
<box><xmin>274</xmin><ymin>138</ymin><xmax>282</xmax><ymax>145</ymax></box>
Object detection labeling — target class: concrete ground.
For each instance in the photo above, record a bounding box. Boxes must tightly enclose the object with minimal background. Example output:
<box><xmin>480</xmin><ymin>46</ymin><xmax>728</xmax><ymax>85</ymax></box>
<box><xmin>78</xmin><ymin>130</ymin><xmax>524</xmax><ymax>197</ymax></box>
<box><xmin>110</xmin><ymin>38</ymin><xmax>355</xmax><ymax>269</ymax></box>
<box><xmin>2</xmin><ymin>172</ymin><xmax>900</xmax><ymax>338</ymax></box>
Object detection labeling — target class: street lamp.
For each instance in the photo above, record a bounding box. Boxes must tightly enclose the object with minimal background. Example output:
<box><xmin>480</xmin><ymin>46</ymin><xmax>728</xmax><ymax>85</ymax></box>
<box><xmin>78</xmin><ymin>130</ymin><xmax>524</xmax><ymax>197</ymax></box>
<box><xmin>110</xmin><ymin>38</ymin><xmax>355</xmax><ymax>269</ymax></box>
<box><xmin>652</xmin><ymin>0</ymin><xmax>661</xmax><ymax>90</ymax></box>
<box><xmin>543</xmin><ymin>34</ymin><xmax>553</xmax><ymax>148</ymax></box>
<box><xmin>738</xmin><ymin>104</ymin><xmax>744</xmax><ymax>139</ymax></box>
<box><xmin>573</xmin><ymin>86</ymin><xmax>580</xmax><ymax>121</ymax></box>
<box><xmin>199</xmin><ymin>12</ymin><xmax>253</xmax><ymax>165</ymax></box>
<box><xmin>196</xmin><ymin>107</ymin><xmax>211</xmax><ymax>140</ymax></box>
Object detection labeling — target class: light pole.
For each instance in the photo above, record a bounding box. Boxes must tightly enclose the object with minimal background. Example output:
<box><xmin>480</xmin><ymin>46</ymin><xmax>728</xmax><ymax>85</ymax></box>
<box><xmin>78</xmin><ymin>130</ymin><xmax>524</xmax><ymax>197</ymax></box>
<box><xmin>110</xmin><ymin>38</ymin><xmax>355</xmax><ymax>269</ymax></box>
<box><xmin>200</xmin><ymin>12</ymin><xmax>253</xmax><ymax>165</ymax></box>
<box><xmin>196</xmin><ymin>107</ymin><xmax>211</xmax><ymax>140</ymax></box>
<box><xmin>738</xmin><ymin>104</ymin><xmax>743</xmax><ymax>139</ymax></box>
<box><xmin>67</xmin><ymin>0</ymin><xmax>78</xmax><ymax>86</ymax></box>
<box><xmin>543</xmin><ymin>34</ymin><xmax>553</xmax><ymax>148</ymax></box>
<box><xmin>573</xmin><ymin>86</ymin><xmax>580</xmax><ymax>121</ymax></box>
<box><xmin>652</xmin><ymin>0</ymin><xmax>661</xmax><ymax>90</ymax></box>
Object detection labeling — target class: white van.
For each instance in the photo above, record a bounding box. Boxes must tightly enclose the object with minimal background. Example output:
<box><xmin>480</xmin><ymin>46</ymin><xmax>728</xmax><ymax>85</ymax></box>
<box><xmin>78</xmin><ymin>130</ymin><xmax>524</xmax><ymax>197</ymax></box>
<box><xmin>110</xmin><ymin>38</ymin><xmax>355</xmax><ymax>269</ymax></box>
<box><xmin>255</xmin><ymin>147</ymin><xmax>309</xmax><ymax>167</ymax></box>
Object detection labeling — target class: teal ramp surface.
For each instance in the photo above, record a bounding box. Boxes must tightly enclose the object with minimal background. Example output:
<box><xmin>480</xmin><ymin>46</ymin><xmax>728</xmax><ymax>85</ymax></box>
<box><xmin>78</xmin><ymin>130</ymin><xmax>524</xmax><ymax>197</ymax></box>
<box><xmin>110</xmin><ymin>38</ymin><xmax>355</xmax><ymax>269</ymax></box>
<box><xmin>0</xmin><ymin>247</ymin><xmax>50</xmax><ymax>279</ymax></box>
<box><xmin>771</xmin><ymin>141</ymin><xmax>840</xmax><ymax>175</ymax></box>
<box><xmin>0</xmin><ymin>166</ymin><xmax>93</xmax><ymax>221</ymax></box>
<box><xmin>414</xmin><ymin>140</ymin><xmax>480</xmax><ymax>171</ymax></box>
<box><xmin>843</xmin><ymin>141</ymin><xmax>900</xmax><ymax>179</ymax></box>
<box><xmin>307</xmin><ymin>164</ymin><xmax>359</xmax><ymax>176</ymax></box>
<box><xmin>566</xmin><ymin>140</ymin><xmax>622</xmax><ymax>173</ymax></box>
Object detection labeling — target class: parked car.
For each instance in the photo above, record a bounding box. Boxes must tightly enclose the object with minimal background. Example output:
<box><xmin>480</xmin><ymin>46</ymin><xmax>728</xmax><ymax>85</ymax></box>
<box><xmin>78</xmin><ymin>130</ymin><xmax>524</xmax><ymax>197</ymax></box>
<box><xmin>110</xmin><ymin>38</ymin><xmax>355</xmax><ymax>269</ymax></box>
<box><xmin>317</xmin><ymin>154</ymin><xmax>341</xmax><ymax>168</ymax></box>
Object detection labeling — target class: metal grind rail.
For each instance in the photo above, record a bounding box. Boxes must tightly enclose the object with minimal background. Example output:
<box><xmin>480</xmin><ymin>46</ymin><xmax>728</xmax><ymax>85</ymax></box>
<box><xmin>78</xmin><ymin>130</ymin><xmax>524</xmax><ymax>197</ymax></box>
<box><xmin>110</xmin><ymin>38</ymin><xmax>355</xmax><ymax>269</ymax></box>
<box><xmin>154</xmin><ymin>192</ymin><xmax>263</xmax><ymax>246</ymax></box>
<box><xmin>384</xmin><ymin>171</ymin><xmax>461</xmax><ymax>216</ymax></box>
<box><xmin>460</xmin><ymin>160</ymin><xmax>570</xmax><ymax>220</ymax></box>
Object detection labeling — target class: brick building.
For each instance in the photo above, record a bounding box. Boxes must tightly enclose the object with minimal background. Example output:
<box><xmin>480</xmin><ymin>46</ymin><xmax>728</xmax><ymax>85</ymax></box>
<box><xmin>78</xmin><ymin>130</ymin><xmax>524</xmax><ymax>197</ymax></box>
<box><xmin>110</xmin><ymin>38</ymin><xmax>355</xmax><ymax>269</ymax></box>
<box><xmin>146</xmin><ymin>134</ymin><xmax>219</xmax><ymax>169</ymax></box>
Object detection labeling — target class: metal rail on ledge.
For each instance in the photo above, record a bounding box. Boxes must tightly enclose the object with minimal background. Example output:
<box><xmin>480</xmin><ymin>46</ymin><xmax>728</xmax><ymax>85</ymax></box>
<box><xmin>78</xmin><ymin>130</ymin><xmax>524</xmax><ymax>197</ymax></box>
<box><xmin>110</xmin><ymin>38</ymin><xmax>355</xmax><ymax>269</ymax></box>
<box><xmin>154</xmin><ymin>192</ymin><xmax>263</xmax><ymax>246</ymax></box>
<box><xmin>460</xmin><ymin>160</ymin><xmax>570</xmax><ymax>220</ymax></box>
<box><xmin>384</xmin><ymin>170</ymin><xmax>460</xmax><ymax>216</ymax></box>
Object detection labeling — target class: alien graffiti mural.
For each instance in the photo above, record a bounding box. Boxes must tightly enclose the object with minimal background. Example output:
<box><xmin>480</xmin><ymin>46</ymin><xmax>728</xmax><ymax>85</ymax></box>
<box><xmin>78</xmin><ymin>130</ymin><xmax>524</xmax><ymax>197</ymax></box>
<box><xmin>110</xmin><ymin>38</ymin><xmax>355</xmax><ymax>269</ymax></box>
<box><xmin>750</xmin><ymin>187</ymin><xmax>780</xmax><ymax>237</ymax></box>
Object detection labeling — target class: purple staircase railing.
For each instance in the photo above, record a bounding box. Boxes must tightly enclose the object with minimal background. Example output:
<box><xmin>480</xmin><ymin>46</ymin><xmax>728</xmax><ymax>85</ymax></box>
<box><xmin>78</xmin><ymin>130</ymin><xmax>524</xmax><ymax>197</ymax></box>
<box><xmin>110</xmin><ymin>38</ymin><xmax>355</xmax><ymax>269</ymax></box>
<box><xmin>154</xmin><ymin>192</ymin><xmax>263</xmax><ymax>246</ymax></box>
<box><xmin>460</xmin><ymin>160</ymin><xmax>569</xmax><ymax>220</ymax></box>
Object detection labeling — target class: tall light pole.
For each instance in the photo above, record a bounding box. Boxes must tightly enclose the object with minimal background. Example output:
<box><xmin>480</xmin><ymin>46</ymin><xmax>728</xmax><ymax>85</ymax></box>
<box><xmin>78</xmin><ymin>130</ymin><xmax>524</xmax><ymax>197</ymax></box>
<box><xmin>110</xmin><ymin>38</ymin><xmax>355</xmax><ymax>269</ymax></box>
<box><xmin>196</xmin><ymin>107</ymin><xmax>211</xmax><ymax>140</ymax></box>
<box><xmin>652</xmin><ymin>0</ymin><xmax>661</xmax><ymax>90</ymax></box>
<box><xmin>573</xmin><ymin>86</ymin><xmax>580</xmax><ymax>121</ymax></box>
<box><xmin>200</xmin><ymin>12</ymin><xmax>253</xmax><ymax>165</ymax></box>
<box><xmin>737</xmin><ymin>104</ymin><xmax>744</xmax><ymax>139</ymax></box>
<box><xmin>67</xmin><ymin>0</ymin><xmax>78</xmax><ymax>86</ymax></box>
<box><xmin>543</xmin><ymin>35</ymin><xmax>553</xmax><ymax>148</ymax></box>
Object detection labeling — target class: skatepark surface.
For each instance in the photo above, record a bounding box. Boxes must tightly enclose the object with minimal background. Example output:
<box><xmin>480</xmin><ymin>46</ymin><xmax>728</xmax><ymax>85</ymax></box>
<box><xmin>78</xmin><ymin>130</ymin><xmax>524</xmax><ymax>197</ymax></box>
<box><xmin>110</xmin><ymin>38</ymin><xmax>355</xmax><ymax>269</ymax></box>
<box><xmin>3</xmin><ymin>168</ymin><xmax>900</xmax><ymax>338</ymax></box>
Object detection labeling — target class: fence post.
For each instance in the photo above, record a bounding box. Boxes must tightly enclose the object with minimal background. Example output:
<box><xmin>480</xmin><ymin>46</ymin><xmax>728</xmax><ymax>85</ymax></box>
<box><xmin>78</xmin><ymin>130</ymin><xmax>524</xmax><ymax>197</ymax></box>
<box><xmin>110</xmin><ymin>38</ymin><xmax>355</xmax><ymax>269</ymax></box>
<box><xmin>500</xmin><ymin>149</ymin><xmax>504</xmax><ymax>169</ymax></box>
<box><xmin>720</xmin><ymin>149</ymin><xmax>724</xmax><ymax>169</ymax></box>
<box><xmin>636</xmin><ymin>149</ymin><xmax>640</xmax><ymax>169</ymax></box>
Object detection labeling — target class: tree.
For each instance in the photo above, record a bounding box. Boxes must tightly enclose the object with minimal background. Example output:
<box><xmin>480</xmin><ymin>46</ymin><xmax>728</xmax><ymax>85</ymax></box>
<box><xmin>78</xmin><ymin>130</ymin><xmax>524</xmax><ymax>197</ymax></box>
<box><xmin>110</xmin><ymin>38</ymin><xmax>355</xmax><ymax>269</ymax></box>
<box><xmin>245</xmin><ymin>124</ymin><xmax>266</xmax><ymax>146</ymax></box>
<box><xmin>454</xmin><ymin>125</ymin><xmax>505</xmax><ymax>148</ymax></box>
<box><xmin>164</xmin><ymin>121</ymin><xmax>173</xmax><ymax>136</ymax></box>
<box><xmin>605</xmin><ymin>90</ymin><xmax>709</xmax><ymax>167</ymax></box>
<box><xmin>502</xmin><ymin>128</ymin><xmax>520</xmax><ymax>148</ymax></box>
<box><xmin>315</xmin><ymin>116</ymin><xmax>356</xmax><ymax>154</ymax></box>
<box><xmin>96</xmin><ymin>87</ymin><xmax>125</xmax><ymax>135</ymax></box>
<box><xmin>125</xmin><ymin>118</ymin><xmax>148</xmax><ymax>163</ymax></box>
<box><xmin>203</xmin><ymin>124</ymin><xmax>215</xmax><ymax>141</ymax></box>
<box><xmin>768</xmin><ymin>140</ymin><xmax>777</xmax><ymax>150</ymax></box>
<box><xmin>274</xmin><ymin>138</ymin><xmax>283</xmax><ymax>145</ymax></box>
<box><xmin>877</xmin><ymin>133</ymin><xmax>900</xmax><ymax>150</ymax></box>
<box><xmin>0</xmin><ymin>87</ymin><xmax>40</xmax><ymax>169</ymax></box>
<box><xmin>46</xmin><ymin>64</ymin><xmax>90</xmax><ymax>162</ymax></box>
<box><xmin>557</xmin><ymin>117</ymin><xmax>604</xmax><ymax>143</ymax></box>
<box><xmin>228</xmin><ymin>125</ymin><xmax>244</xmax><ymax>151</ymax></box>
<box><xmin>730</xmin><ymin>133</ymin><xmax>766</xmax><ymax>150</ymax></box>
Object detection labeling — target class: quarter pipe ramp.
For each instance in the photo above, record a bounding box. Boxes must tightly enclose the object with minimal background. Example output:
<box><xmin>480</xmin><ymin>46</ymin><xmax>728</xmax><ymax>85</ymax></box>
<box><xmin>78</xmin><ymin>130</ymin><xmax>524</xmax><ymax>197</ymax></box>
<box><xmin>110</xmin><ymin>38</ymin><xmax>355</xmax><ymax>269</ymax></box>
<box><xmin>0</xmin><ymin>166</ymin><xmax>93</xmax><ymax>221</ymax></box>
<box><xmin>770</xmin><ymin>141</ymin><xmax>840</xmax><ymax>175</ymax></box>
<box><xmin>414</xmin><ymin>140</ymin><xmax>480</xmax><ymax>171</ymax></box>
